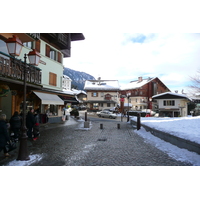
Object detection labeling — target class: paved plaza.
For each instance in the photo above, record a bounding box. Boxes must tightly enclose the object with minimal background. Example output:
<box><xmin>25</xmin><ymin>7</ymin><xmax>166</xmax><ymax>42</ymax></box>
<box><xmin>0</xmin><ymin>117</ymin><xmax>192</xmax><ymax>166</ymax></box>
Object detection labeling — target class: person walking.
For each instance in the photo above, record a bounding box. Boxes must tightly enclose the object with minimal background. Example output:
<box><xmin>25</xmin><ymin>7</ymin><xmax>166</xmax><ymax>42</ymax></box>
<box><xmin>33</xmin><ymin>111</ymin><xmax>40</xmax><ymax>141</ymax></box>
<box><xmin>62</xmin><ymin>107</ymin><xmax>67</xmax><ymax>121</ymax></box>
<box><xmin>0</xmin><ymin>114</ymin><xmax>11</xmax><ymax>157</ymax></box>
<box><xmin>9</xmin><ymin>111</ymin><xmax>22</xmax><ymax>142</ymax></box>
<box><xmin>26</xmin><ymin>108</ymin><xmax>35</xmax><ymax>139</ymax></box>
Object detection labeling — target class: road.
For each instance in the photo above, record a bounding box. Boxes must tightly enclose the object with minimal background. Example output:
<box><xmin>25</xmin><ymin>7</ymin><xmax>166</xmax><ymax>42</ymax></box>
<box><xmin>24</xmin><ymin>112</ymin><xmax>191</xmax><ymax>166</ymax></box>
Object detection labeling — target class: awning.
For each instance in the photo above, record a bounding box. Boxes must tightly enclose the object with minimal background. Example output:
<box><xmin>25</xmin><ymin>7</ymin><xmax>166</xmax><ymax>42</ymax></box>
<box><xmin>58</xmin><ymin>95</ymin><xmax>79</xmax><ymax>103</ymax></box>
<box><xmin>33</xmin><ymin>91</ymin><xmax>64</xmax><ymax>105</ymax></box>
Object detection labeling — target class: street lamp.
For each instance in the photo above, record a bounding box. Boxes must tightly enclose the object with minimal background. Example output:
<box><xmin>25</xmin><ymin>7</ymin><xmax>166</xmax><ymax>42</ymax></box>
<box><xmin>6</xmin><ymin>35</ymin><xmax>41</xmax><ymax>161</ymax></box>
<box><xmin>126</xmin><ymin>91</ymin><xmax>131</xmax><ymax>122</ymax></box>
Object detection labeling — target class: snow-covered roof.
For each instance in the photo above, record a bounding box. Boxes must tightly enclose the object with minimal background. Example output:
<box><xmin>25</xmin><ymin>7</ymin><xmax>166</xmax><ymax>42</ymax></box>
<box><xmin>84</xmin><ymin>80</ymin><xmax>120</xmax><ymax>91</ymax></box>
<box><xmin>63</xmin><ymin>75</ymin><xmax>72</xmax><ymax>81</ymax></box>
<box><xmin>120</xmin><ymin>77</ymin><xmax>156</xmax><ymax>90</ymax></box>
<box><xmin>152</xmin><ymin>92</ymin><xmax>192</xmax><ymax>101</ymax></box>
<box><xmin>61</xmin><ymin>90</ymin><xmax>75</xmax><ymax>95</ymax></box>
<box><xmin>72</xmin><ymin>89</ymin><xmax>87</xmax><ymax>95</ymax></box>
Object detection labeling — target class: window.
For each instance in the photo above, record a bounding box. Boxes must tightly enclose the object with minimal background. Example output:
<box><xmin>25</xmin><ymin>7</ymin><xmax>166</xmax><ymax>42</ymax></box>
<box><xmin>100</xmin><ymin>103</ymin><xmax>103</xmax><ymax>107</ymax></box>
<box><xmin>50</xmin><ymin>105</ymin><xmax>58</xmax><ymax>116</ymax></box>
<box><xmin>92</xmin><ymin>92</ymin><xmax>98</xmax><ymax>97</ymax></box>
<box><xmin>49</xmin><ymin>72</ymin><xmax>57</xmax><ymax>86</ymax></box>
<box><xmin>50</xmin><ymin>48</ymin><xmax>56</xmax><ymax>61</ymax></box>
<box><xmin>101</xmin><ymin>92</ymin><xmax>104</xmax><ymax>97</ymax></box>
<box><xmin>163</xmin><ymin>100</ymin><xmax>175</xmax><ymax>106</ymax></box>
<box><xmin>23</xmin><ymin>41</ymin><xmax>33</xmax><ymax>49</ymax></box>
<box><xmin>107</xmin><ymin>103</ymin><xmax>111</xmax><ymax>107</ymax></box>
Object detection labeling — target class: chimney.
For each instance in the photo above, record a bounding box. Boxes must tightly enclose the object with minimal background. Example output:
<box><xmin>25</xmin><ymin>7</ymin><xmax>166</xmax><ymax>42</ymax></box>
<box><xmin>138</xmin><ymin>77</ymin><xmax>143</xmax><ymax>82</ymax></box>
<box><xmin>98</xmin><ymin>77</ymin><xmax>101</xmax><ymax>85</ymax></box>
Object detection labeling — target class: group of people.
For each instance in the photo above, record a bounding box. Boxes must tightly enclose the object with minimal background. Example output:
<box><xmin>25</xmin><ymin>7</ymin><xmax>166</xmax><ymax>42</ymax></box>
<box><xmin>0</xmin><ymin>108</ymin><xmax>40</xmax><ymax>157</ymax></box>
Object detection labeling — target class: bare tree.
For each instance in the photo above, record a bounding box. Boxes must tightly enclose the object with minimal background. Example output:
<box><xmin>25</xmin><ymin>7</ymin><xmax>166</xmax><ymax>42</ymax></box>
<box><xmin>189</xmin><ymin>69</ymin><xmax>200</xmax><ymax>93</ymax></box>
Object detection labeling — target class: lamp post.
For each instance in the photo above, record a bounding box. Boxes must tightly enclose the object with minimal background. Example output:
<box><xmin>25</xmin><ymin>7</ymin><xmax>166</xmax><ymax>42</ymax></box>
<box><xmin>6</xmin><ymin>35</ymin><xmax>41</xmax><ymax>161</ymax></box>
<box><xmin>126</xmin><ymin>91</ymin><xmax>131</xmax><ymax>122</ymax></box>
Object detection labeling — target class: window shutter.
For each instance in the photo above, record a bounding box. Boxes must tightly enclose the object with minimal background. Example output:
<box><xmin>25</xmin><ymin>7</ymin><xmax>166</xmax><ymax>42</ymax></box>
<box><xmin>35</xmin><ymin>40</ymin><xmax>41</xmax><ymax>53</ymax></box>
<box><xmin>49</xmin><ymin>72</ymin><xmax>57</xmax><ymax>86</ymax></box>
<box><xmin>46</xmin><ymin>44</ymin><xmax>50</xmax><ymax>57</ymax></box>
<box><xmin>57</xmin><ymin>52</ymin><xmax>62</xmax><ymax>63</ymax></box>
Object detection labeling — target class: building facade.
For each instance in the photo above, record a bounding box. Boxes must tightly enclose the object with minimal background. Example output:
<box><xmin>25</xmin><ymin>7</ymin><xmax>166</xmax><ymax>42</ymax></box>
<box><xmin>120</xmin><ymin>77</ymin><xmax>171</xmax><ymax>112</ymax></box>
<box><xmin>152</xmin><ymin>92</ymin><xmax>191</xmax><ymax>117</ymax></box>
<box><xmin>84</xmin><ymin>78</ymin><xmax>120</xmax><ymax>111</ymax></box>
<box><xmin>0</xmin><ymin>33</ymin><xmax>84</xmax><ymax>122</ymax></box>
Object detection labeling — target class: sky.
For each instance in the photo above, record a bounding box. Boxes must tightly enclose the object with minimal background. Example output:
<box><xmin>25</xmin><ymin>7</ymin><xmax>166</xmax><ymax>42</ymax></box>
<box><xmin>64</xmin><ymin>33</ymin><xmax>200</xmax><ymax>94</ymax></box>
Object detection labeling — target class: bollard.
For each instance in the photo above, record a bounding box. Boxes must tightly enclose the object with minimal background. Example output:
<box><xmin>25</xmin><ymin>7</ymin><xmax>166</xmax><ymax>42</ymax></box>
<box><xmin>117</xmin><ymin>123</ymin><xmax>120</xmax><ymax>129</ymax></box>
<box><xmin>137</xmin><ymin>113</ymin><xmax>141</xmax><ymax>130</ymax></box>
<box><xmin>100</xmin><ymin>124</ymin><xmax>103</xmax><ymax>129</ymax></box>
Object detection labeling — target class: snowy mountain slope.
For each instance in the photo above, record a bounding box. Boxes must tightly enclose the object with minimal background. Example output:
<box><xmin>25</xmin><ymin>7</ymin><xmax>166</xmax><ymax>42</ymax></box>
<box><xmin>63</xmin><ymin>67</ymin><xmax>95</xmax><ymax>90</ymax></box>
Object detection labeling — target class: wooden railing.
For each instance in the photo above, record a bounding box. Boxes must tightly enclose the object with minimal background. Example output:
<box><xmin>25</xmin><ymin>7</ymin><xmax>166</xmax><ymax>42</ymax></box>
<box><xmin>0</xmin><ymin>51</ymin><xmax>41</xmax><ymax>85</ymax></box>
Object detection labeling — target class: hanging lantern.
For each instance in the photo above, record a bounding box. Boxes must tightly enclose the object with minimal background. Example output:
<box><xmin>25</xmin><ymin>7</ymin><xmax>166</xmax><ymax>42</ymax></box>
<box><xmin>5</xmin><ymin>35</ymin><xmax>23</xmax><ymax>57</ymax></box>
<box><xmin>28</xmin><ymin>49</ymin><xmax>41</xmax><ymax>66</ymax></box>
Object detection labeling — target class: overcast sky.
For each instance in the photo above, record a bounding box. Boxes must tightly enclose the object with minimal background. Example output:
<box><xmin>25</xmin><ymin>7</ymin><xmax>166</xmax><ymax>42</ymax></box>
<box><xmin>64</xmin><ymin>33</ymin><xmax>200</xmax><ymax>93</ymax></box>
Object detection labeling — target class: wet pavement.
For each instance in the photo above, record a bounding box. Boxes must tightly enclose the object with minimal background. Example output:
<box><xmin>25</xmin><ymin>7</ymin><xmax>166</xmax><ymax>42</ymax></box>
<box><xmin>0</xmin><ymin>116</ymin><xmax>191</xmax><ymax>166</ymax></box>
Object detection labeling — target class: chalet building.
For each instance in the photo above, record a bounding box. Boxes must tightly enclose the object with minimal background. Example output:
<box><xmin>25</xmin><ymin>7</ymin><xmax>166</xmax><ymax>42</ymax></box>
<box><xmin>152</xmin><ymin>92</ymin><xmax>192</xmax><ymax>117</ymax></box>
<box><xmin>120</xmin><ymin>77</ymin><xmax>170</xmax><ymax>112</ymax></box>
<box><xmin>84</xmin><ymin>78</ymin><xmax>120</xmax><ymax>111</ymax></box>
<box><xmin>0</xmin><ymin>33</ymin><xmax>84</xmax><ymax>122</ymax></box>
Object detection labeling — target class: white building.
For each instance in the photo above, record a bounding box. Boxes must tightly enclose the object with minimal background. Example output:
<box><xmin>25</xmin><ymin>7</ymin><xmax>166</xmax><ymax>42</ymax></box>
<box><xmin>152</xmin><ymin>92</ymin><xmax>192</xmax><ymax>117</ymax></box>
<box><xmin>84</xmin><ymin>78</ymin><xmax>120</xmax><ymax>111</ymax></box>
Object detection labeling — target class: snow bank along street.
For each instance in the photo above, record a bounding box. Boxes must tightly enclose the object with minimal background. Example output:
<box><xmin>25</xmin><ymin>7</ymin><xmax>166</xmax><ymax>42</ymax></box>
<box><xmin>131</xmin><ymin>116</ymin><xmax>200</xmax><ymax>144</ymax></box>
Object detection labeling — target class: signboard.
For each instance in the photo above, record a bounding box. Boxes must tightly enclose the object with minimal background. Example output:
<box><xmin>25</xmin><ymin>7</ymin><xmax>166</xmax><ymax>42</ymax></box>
<box><xmin>120</xmin><ymin>98</ymin><xmax>125</xmax><ymax>102</ymax></box>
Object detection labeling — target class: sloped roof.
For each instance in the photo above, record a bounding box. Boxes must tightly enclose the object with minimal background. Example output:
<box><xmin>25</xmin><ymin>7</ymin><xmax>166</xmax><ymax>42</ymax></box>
<box><xmin>84</xmin><ymin>80</ymin><xmax>120</xmax><ymax>91</ymax></box>
<box><xmin>152</xmin><ymin>92</ymin><xmax>192</xmax><ymax>101</ymax></box>
<box><xmin>120</xmin><ymin>77</ymin><xmax>157</xmax><ymax>90</ymax></box>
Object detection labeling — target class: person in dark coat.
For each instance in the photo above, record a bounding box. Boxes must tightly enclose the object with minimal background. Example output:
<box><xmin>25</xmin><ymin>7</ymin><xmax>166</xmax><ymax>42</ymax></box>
<box><xmin>0</xmin><ymin>114</ymin><xmax>11</xmax><ymax>157</ymax></box>
<box><xmin>33</xmin><ymin>111</ymin><xmax>40</xmax><ymax>140</ymax></box>
<box><xmin>9</xmin><ymin>111</ymin><xmax>22</xmax><ymax>141</ymax></box>
<box><xmin>26</xmin><ymin>108</ymin><xmax>35</xmax><ymax>139</ymax></box>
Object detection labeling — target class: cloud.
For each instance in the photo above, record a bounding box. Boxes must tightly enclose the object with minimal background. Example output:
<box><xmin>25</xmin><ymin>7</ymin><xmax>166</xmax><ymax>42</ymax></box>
<box><xmin>64</xmin><ymin>33</ymin><xmax>200</xmax><ymax>93</ymax></box>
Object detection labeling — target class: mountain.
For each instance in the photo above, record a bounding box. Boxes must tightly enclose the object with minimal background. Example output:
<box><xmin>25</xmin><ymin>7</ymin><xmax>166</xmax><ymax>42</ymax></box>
<box><xmin>63</xmin><ymin>67</ymin><xmax>96</xmax><ymax>90</ymax></box>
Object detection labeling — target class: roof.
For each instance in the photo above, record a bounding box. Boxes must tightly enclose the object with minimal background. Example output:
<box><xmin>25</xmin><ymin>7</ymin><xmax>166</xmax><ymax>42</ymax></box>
<box><xmin>71</xmin><ymin>33</ymin><xmax>85</xmax><ymax>41</ymax></box>
<box><xmin>84</xmin><ymin>80</ymin><xmax>120</xmax><ymax>91</ymax></box>
<box><xmin>72</xmin><ymin>89</ymin><xmax>87</xmax><ymax>95</ymax></box>
<box><xmin>152</xmin><ymin>92</ymin><xmax>192</xmax><ymax>101</ymax></box>
<box><xmin>120</xmin><ymin>77</ymin><xmax>157</xmax><ymax>90</ymax></box>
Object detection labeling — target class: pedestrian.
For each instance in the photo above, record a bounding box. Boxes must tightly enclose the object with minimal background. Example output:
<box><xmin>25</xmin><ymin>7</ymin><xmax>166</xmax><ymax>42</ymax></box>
<box><xmin>62</xmin><ymin>107</ymin><xmax>66</xmax><ymax>121</ymax></box>
<box><xmin>9</xmin><ymin>111</ymin><xmax>22</xmax><ymax>142</ymax></box>
<box><xmin>33</xmin><ymin>111</ymin><xmax>40</xmax><ymax>141</ymax></box>
<box><xmin>26</xmin><ymin>108</ymin><xmax>35</xmax><ymax>139</ymax></box>
<box><xmin>0</xmin><ymin>114</ymin><xmax>11</xmax><ymax>157</ymax></box>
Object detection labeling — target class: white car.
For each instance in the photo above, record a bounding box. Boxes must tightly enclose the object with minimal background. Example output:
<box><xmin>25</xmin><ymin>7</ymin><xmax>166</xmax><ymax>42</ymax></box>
<box><xmin>97</xmin><ymin>111</ymin><xmax>117</xmax><ymax>119</ymax></box>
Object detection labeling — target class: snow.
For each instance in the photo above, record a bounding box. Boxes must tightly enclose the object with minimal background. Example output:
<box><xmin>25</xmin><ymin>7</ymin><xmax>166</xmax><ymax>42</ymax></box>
<box><xmin>134</xmin><ymin>126</ymin><xmax>200</xmax><ymax>166</ymax></box>
<box><xmin>152</xmin><ymin>91</ymin><xmax>192</xmax><ymax>101</ymax></box>
<box><xmin>131</xmin><ymin>116</ymin><xmax>200</xmax><ymax>144</ymax></box>
<box><xmin>4</xmin><ymin>154</ymin><xmax>43</xmax><ymax>166</ymax></box>
<box><xmin>84</xmin><ymin>80</ymin><xmax>120</xmax><ymax>90</ymax></box>
<box><xmin>120</xmin><ymin>77</ymin><xmax>156</xmax><ymax>90</ymax></box>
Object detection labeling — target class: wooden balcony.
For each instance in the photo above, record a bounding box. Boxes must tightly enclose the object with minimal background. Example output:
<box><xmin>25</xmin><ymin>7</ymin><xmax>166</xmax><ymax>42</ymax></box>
<box><xmin>0</xmin><ymin>51</ymin><xmax>41</xmax><ymax>85</ymax></box>
<box><xmin>40</xmin><ymin>33</ymin><xmax>69</xmax><ymax>49</ymax></box>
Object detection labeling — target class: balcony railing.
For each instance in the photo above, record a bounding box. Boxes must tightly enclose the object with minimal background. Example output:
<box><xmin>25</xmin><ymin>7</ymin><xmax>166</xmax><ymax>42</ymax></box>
<box><xmin>0</xmin><ymin>51</ymin><xmax>41</xmax><ymax>85</ymax></box>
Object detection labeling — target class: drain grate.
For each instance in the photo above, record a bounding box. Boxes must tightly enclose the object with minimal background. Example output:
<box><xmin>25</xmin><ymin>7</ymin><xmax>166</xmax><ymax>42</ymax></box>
<box><xmin>97</xmin><ymin>138</ymin><xmax>107</xmax><ymax>142</ymax></box>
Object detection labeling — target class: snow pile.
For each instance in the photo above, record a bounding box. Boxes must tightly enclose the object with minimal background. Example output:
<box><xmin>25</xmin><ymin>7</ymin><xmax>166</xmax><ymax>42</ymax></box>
<box><xmin>131</xmin><ymin>116</ymin><xmax>200</xmax><ymax>144</ymax></box>
<box><xmin>135</xmin><ymin>126</ymin><xmax>200</xmax><ymax>166</ymax></box>
<box><xmin>4</xmin><ymin>154</ymin><xmax>43</xmax><ymax>166</ymax></box>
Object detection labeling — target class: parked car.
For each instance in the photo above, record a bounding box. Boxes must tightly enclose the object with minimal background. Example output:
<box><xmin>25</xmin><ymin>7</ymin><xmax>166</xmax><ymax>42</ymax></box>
<box><xmin>97</xmin><ymin>111</ymin><xmax>117</xmax><ymax>119</ymax></box>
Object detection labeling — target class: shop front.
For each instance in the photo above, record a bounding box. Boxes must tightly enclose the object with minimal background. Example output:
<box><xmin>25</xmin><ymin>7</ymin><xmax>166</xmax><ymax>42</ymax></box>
<box><xmin>32</xmin><ymin>91</ymin><xmax>64</xmax><ymax>123</ymax></box>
